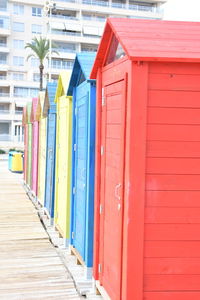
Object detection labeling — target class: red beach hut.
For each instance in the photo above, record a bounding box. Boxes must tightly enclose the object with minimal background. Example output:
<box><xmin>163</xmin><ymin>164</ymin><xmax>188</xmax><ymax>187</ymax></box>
<box><xmin>91</xmin><ymin>18</ymin><xmax>200</xmax><ymax>300</ymax></box>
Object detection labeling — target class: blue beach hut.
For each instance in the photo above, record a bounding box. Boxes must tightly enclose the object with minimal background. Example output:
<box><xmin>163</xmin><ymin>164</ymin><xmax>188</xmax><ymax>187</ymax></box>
<box><xmin>43</xmin><ymin>82</ymin><xmax>57</xmax><ymax>224</ymax></box>
<box><xmin>67</xmin><ymin>52</ymin><xmax>96</xmax><ymax>277</ymax></box>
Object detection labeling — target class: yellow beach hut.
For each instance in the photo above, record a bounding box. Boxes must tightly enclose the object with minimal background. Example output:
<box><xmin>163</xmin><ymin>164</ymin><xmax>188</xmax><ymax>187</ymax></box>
<box><xmin>54</xmin><ymin>71</ymin><xmax>72</xmax><ymax>247</ymax></box>
<box><xmin>36</xmin><ymin>91</ymin><xmax>47</xmax><ymax>206</ymax></box>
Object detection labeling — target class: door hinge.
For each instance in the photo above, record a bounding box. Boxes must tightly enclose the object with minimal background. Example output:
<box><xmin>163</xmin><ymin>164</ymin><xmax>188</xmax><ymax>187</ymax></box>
<box><xmin>102</xmin><ymin>88</ymin><xmax>105</xmax><ymax>106</ymax></box>
<box><xmin>73</xmin><ymin>187</ymin><xmax>76</xmax><ymax>195</ymax></box>
<box><xmin>101</xmin><ymin>145</ymin><xmax>104</xmax><ymax>156</ymax></box>
<box><xmin>100</xmin><ymin>204</ymin><xmax>103</xmax><ymax>215</ymax></box>
<box><xmin>72</xmin><ymin>232</ymin><xmax>75</xmax><ymax>239</ymax></box>
<box><xmin>74</xmin><ymin>144</ymin><xmax>77</xmax><ymax>151</ymax></box>
<box><xmin>98</xmin><ymin>263</ymin><xmax>102</xmax><ymax>273</ymax></box>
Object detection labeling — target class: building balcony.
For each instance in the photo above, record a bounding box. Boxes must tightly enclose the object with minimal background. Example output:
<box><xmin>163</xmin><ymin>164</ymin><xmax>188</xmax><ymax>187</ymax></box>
<box><xmin>50</xmin><ymin>31</ymin><xmax>100</xmax><ymax>44</ymax></box>
<box><xmin>0</xmin><ymin>110</ymin><xmax>13</xmax><ymax>121</ymax></box>
<box><xmin>0</xmin><ymin>134</ymin><xmax>11</xmax><ymax>142</ymax></box>
<box><xmin>0</xmin><ymin>42</ymin><xmax>9</xmax><ymax>53</ymax></box>
<box><xmin>0</xmin><ymin>16</ymin><xmax>11</xmax><ymax>36</ymax></box>
<box><xmin>52</xmin><ymin>50</ymin><xmax>76</xmax><ymax>60</ymax></box>
<box><xmin>0</xmin><ymin>27</ymin><xmax>10</xmax><ymax>36</ymax></box>
<box><xmin>55</xmin><ymin>0</ymin><xmax>164</xmax><ymax>18</ymax></box>
<box><xmin>0</xmin><ymin>75</ymin><xmax>10</xmax><ymax>87</ymax></box>
<box><xmin>0</xmin><ymin>92</ymin><xmax>11</xmax><ymax>102</ymax></box>
<box><xmin>13</xmin><ymin>111</ymin><xmax>23</xmax><ymax>121</ymax></box>
<box><xmin>0</xmin><ymin>61</ymin><xmax>9</xmax><ymax>71</ymax></box>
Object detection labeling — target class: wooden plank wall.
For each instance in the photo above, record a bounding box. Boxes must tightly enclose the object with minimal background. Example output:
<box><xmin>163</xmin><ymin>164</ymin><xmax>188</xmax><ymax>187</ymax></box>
<box><xmin>144</xmin><ymin>62</ymin><xmax>200</xmax><ymax>300</ymax></box>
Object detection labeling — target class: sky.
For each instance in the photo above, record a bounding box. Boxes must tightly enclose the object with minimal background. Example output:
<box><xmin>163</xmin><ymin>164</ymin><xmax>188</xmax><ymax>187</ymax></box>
<box><xmin>163</xmin><ymin>0</ymin><xmax>200</xmax><ymax>21</ymax></box>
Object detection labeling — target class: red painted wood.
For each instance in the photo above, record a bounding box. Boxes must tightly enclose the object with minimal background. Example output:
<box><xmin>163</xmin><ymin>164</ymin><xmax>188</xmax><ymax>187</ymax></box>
<box><xmin>91</xmin><ymin>19</ymin><xmax>200</xmax><ymax>79</ymax></box>
<box><xmin>145</xmin><ymin>207</ymin><xmax>200</xmax><ymax>223</ymax></box>
<box><xmin>144</xmin><ymin>274</ymin><xmax>200</xmax><ymax>291</ymax></box>
<box><xmin>91</xmin><ymin>18</ymin><xmax>200</xmax><ymax>300</ymax></box>
<box><xmin>145</xmin><ymin>257</ymin><xmax>200</xmax><ymax>274</ymax></box>
<box><xmin>146</xmin><ymin>174</ymin><xmax>200</xmax><ymax>191</ymax></box>
<box><xmin>145</xmin><ymin>241</ymin><xmax>200</xmax><ymax>258</ymax></box>
<box><xmin>149</xmin><ymin>62</ymin><xmax>200</xmax><ymax>75</ymax></box>
<box><xmin>144</xmin><ymin>292</ymin><xmax>200</xmax><ymax>300</ymax></box>
<box><xmin>147</xmin><ymin>141</ymin><xmax>200</xmax><ymax>158</ymax></box>
<box><xmin>149</xmin><ymin>90</ymin><xmax>200</xmax><ymax>108</ymax></box>
<box><xmin>146</xmin><ymin>191</ymin><xmax>200</xmax><ymax>207</ymax></box>
<box><xmin>148</xmin><ymin>124</ymin><xmax>200</xmax><ymax>141</ymax></box>
<box><xmin>145</xmin><ymin>224</ymin><xmax>200</xmax><ymax>240</ymax></box>
<box><xmin>147</xmin><ymin>158</ymin><xmax>200</xmax><ymax>174</ymax></box>
<box><xmin>149</xmin><ymin>73</ymin><xmax>200</xmax><ymax>91</ymax></box>
<box><xmin>122</xmin><ymin>63</ymin><xmax>148</xmax><ymax>300</ymax></box>
<box><xmin>99</xmin><ymin>78</ymin><xmax>126</xmax><ymax>300</ymax></box>
<box><xmin>148</xmin><ymin>107</ymin><xmax>200</xmax><ymax>125</ymax></box>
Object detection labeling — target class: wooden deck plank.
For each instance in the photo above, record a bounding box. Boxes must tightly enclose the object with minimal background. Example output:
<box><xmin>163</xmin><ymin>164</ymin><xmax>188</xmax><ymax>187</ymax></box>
<box><xmin>0</xmin><ymin>160</ymin><xmax>82</xmax><ymax>299</ymax></box>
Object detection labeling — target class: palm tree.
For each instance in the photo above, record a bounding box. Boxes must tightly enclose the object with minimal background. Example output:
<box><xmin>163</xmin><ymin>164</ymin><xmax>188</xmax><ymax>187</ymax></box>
<box><xmin>25</xmin><ymin>36</ymin><xmax>58</xmax><ymax>91</ymax></box>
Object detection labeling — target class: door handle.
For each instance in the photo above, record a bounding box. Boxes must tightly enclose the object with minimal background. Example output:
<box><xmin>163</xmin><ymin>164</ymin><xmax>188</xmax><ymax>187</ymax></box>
<box><xmin>115</xmin><ymin>183</ymin><xmax>121</xmax><ymax>200</ymax></box>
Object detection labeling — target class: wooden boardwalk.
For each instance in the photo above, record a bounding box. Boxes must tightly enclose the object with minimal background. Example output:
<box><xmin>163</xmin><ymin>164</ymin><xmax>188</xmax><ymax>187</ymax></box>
<box><xmin>0</xmin><ymin>159</ymin><xmax>82</xmax><ymax>300</ymax></box>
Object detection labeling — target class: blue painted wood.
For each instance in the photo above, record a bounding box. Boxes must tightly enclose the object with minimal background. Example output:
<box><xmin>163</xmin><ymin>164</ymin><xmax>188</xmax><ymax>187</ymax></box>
<box><xmin>68</xmin><ymin>52</ymin><xmax>96</xmax><ymax>268</ymax></box>
<box><xmin>44</xmin><ymin>82</ymin><xmax>57</xmax><ymax>219</ymax></box>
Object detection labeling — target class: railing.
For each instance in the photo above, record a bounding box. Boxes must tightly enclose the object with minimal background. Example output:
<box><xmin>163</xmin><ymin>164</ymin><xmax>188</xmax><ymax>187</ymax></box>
<box><xmin>51</xmin><ymin>63</ymin><xmax>73</xmax><ymax>69</ymax></box>
<box><xmin>15</xmin><ymin>110</ymin><xmax>23</xmax><ymax>115</ymax></box>
<box><xmin>0</xmin><ymin>92</ymin><xmax>9</xmax><ymax>97</ymax></box>
<box><xmin>82</xmin><ymin>15</ymin><xmax>106</xmax><ymax>22</ymax></box>
<box><xmin>0</xmin><ymin>134</ymin><xmax>11</xmax><ymax>141</ymax></box>
<box><xmin>82</xmin><ymin>0</ymin><xmax>108</xmax><ymax>6</ymax></box>
<box><xmin>129</xmin><ymin>3</ymin><xmax>154</xmax><ymax>12</ymax></box>
<box><xmin>52</xmin><ymin>29</ymin><xmax>81</xmax><ymax>36</ymax></box>
<box><xmin>53</xmin><ymin>47</ymin><xmax>76</xmax><ymax>53</ymax></box>
<box><xmin>52</xmin><ymin>14</ymin><xmax>78</xmax><ymax>21</ymax></box>
<box><xmin>0</xmin><ymin>42</ymin><xmax>7</xmax><ymax>47</ymax></box>
<box><xmin>56</xmin><ymin>0</ymin><xmax>157</xmax><ymax>12</ymax></box>
<box><xmin>0</xmin><ymin>109</ymin><xmax>10</xmax><ymax>114</ymax></box>
<box><xmin>0</xmin><ymin>60</ymin><xmax>7</xmax><ymax>65</ymax></box>
<box><xmin>0</xmin><ymin>8</ymin><xmax>7</xmax><ymax>12</ymax></box>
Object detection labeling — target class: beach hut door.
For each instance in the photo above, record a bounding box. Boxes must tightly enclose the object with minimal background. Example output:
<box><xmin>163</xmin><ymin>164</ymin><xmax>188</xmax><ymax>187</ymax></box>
<box><xmin>99</xmin><ymin>78</ymin><xmax>126</xmax><ymax>299</ymax></box>
<box><xmin>73</xmin><ymin>90</ymin><xmax>88</xmax><ymax>258</ymax></box>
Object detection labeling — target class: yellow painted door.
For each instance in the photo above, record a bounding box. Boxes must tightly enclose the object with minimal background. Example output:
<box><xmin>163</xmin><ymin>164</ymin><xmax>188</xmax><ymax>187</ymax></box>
<box><xmin>55</xmin><ymin>96</ymin><xmax>72</xmax><ymax>239</ymax></box>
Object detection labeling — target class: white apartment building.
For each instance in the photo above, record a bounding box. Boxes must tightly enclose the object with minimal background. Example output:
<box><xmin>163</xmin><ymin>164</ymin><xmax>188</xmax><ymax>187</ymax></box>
<box><xmin>0</xmin><ymin>0</ymin><xmax>166</xmax><ymax>150</ymax></box>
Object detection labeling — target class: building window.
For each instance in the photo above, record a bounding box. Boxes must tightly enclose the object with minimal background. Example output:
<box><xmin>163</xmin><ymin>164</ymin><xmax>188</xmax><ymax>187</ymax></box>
<box><xmin>13</xmin><ymin>4</ymin><xmax>24</xmax><ymax>15</ymax></box>
<box><xmin>0</xmin><ymin>37</ymin><xmax>6</xmax><ymax>47</ymax></box>
<box><xmin>55</xmin><ymin>42</ymin><xmax>76</xmax><ymax>53</ymax></box>
<box><xmin>0</xmin><ymin>16</ymin><xmax>9</xmax><ymax>29</ymax></box>
<box><xmin>12</xmin><ymin>73</ymin><xmax>24</xmax><ymax>81</ymax></box>
<box><xmin>13</xmin><ymin>56</ymin><xmax>24</xmax><ymax>66</ymax></box>
<box><xmin>33</xmin><ymin>73</ymin><xmax>40</xmax><ymax>82</ymax></box>
<box><xmin>32</xmin><ymin>7</ymin><xmax>42</xmax><ymax>17</ymax></box>
<box><xmin>31</xmin><ymin>57</ymin><xmax>39</xmax><ymax>67</ymax></box>
<box><xmin>31</xmin><ymin>24</ymin><xmax>42</xmax><ymax>34</ymax></box>
<box><xmin>13</xmin><ymin>22</ymin><xmax>24</xmax><ymax>32</ymax></box>
<box><xmin>51</xmin><ymin>59</ymin><xmax>74</xmax><ymax>69</ymax></box>
<box><xmin>13</xmin><ymin>39</ymin><xmax>24</xmax><ymax>49</ymax></box>
<box><xmin>0</xmin><ymin>122</ymin><xmax>9</xmax><ymax>135</ymax></box>
<box><xmin>81</xmin><ymin>44</ymin><xmax>98</xmax><ymax>52</ymax></box>
<box><xmin>14</xmin><ymin>87</ymin><xmax>38</xmax><ymax>98</ymax></box>
<box><xmin>0</xmin><ymin>53</ymin><xmax>7</xmax><ymax>64</ymax></box>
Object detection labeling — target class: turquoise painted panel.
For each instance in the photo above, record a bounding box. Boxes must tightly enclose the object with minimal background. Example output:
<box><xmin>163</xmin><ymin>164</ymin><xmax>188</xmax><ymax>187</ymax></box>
<box><xmin>44</xmin><ymin>82</ymin><xmax>57</xmax><ymax>219</ymax></box>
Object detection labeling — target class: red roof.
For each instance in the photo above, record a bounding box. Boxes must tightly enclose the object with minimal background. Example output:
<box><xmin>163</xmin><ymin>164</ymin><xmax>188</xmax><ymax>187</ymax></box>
<box><xmin>91</xmin><ymin>18</ymin><xmax>200</xmax><ymax>78</ymax></box>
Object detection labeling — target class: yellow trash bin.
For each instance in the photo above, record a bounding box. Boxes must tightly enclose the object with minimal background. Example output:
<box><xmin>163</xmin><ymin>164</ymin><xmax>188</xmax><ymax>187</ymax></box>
<box><xmin>11</xmin><ymin>153</ymin><xmax>23</xmax><ymax>173</ymax></box>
